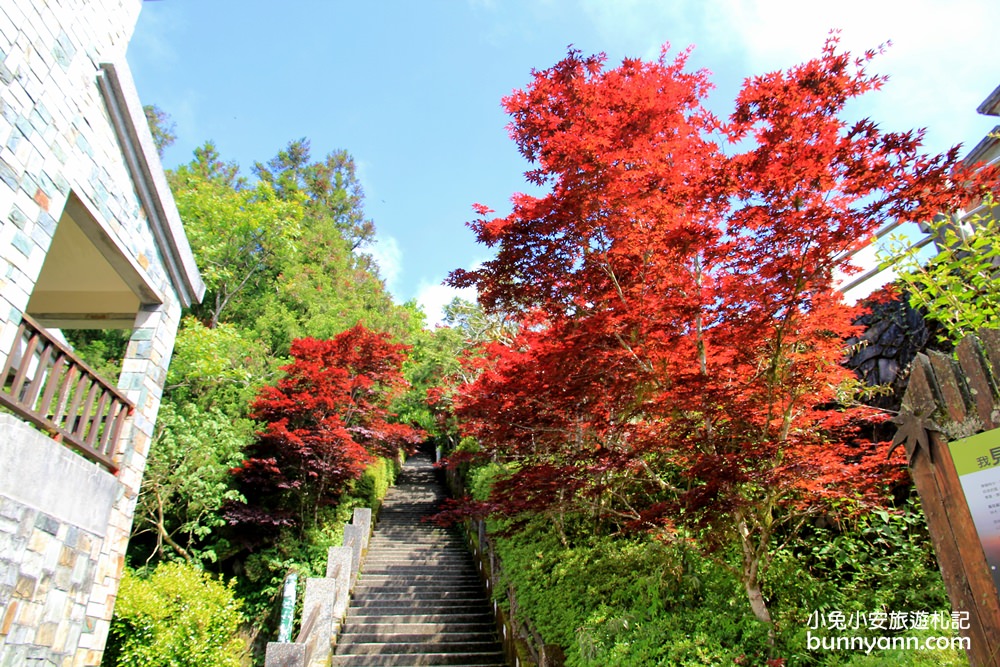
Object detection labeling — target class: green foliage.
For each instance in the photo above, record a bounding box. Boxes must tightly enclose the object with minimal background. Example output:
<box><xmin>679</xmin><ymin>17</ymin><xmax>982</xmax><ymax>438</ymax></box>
<box><xmin>105</xmin><ymin>562</ymin><xmax>247</xmax><ymax>667</ymax></box>
<box><xmin>887</xmin><ymin>194</ymin><xmax>1000</xmax><ymax>343</ymax></box>
<box><xmin>132</xmin><ymin>401</ymin><xmax>251</xmax><ymax>566</ymax></box>
<box><xmin>396</xmin><ymin>321</ymin><xmax>466</xmax><ymax>436</ymax></box>
<box><xmin>474</xmin><ymin>461</ymin><xmax>960</xmax><ymax>667</ymax></box>
<box><xmin>237</xmin><ymin>507</ymin><xmax>350</xmax><ymax>621</ymax></box>
<box><xmin>443</xmin><ymin>297</ymin><xmax>519</xmax><ymax>347</ymax></box>
<box><xmin>234</xmin><ymin>455</ymin><xmax>399</xmax><ymax>628</ymax></box>
<box><xmin>828</xmin><ymin>628</ymin><xmax>969</xmax><ymax>667</ymax></box>
<box><xmin>61</xmin><ymin>328</ymin><xmax>131</xmax><ymax>384</ymax></box>
<box><xmin>167</xmin><ymin>317</ymin><xmax>274</xmax><ymax>413</ymax></box>
<box><xmin>771</xmin><ymin>498</ymin><xmax>948</xmax><ymax>620</ymax></box>
<box><xmin>254</xmin><ymin>139</ymin><xmax>376</xmax><ymax>252</ymax></box>
<box><xmin>143</xmin><ymin>104</ymin><xmax>176</xmax><ymax>158</ymax></box>
<box><xmin>350</xmin><ymin>455</ymin><xmax>401</xmax><ymax>512</ymax></box>
<box><xmin>97</xmin><ymin>135</ymin><xmax>437</xmax><ymax>661</ymax></box>
<box><xmin>170</xmin><ymin>141</ymin><xmax>422</xmax><ymax>358</ymax></box>
<box><xmin>170</xmin><ymin>146</ymin><xmax>303</xmax><ymax>329</ymax></box>
<box><xmin>468</xmin><ymin>460</ymin><xmax>508</xmax><ymax>502</ymax></box>
<box><xmin>491</xmin><ymin>518</ymin><xmax>769</xmax><ymax>666</ymax></box>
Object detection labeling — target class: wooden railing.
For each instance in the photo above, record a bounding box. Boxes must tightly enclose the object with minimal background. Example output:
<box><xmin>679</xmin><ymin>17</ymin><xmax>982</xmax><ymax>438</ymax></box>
<box><xmin>296</xmin><ymin>605</ymin><xmax>321</xmax><ymax>667</ymax></box>
<box><xmin>0</xmin><ymin>314</ymin><xmax>133</xmax><ymax>472</ymax></box>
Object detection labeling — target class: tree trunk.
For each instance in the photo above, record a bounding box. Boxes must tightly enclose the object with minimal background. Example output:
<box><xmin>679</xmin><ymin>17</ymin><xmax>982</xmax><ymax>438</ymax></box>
<box><xmin>743</xmin><ymin>568</ymin><xmax>772</xmax><ymax>626</ymax></box>
<box><xmin>737</xmin><ymin>514</ymin><xmax>775</xmax><ymax>643</ymax></box>
<box><xmin>155</xmin><ymin>489</ymin><xmax>192</xmax><ymax>563</ymax></box>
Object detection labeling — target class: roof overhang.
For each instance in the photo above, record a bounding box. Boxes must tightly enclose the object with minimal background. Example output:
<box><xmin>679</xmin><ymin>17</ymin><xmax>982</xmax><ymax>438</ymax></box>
<box><xmin>97</xmin><ymin>60</ymin><xmax>206</xmax><ymax>308</ymax></box>
<box><xmin>964</xmin><ymin>125</ymin><xmax>1000</xmax><ymax>168</ymax></box>
<box><xmin>977</xmin><ymin>84</ymin><xmax>1000</xmax><ymax>117</ymax></box>
<box><xmin>28</xmin><ymin>193</ymin><xmax>159</xmax><ymax>328</ymax></box>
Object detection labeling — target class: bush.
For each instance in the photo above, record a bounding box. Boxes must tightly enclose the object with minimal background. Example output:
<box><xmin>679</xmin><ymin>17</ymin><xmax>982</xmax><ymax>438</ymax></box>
<box><xmin>480</xmin><ymin>484</ymin><xmax>962</xmax><ymax>666</ymax></box>
<box><xmin>105</xmin><ymin>562</ymin><xmax>247</xmax><ymax>667</ymax></box>
<box><xmin>233</xmin><ymin>454</ymin><xmax>402</xmax><ymax>649</ymax></box>
<box><xmin>490</xmin><ymin>518</ymin><xmax>772</xmax><ymax>666</ymax></box>
<box><xmin>351</xmin><ymin>454</ymin><xmax>401</xmax><ymax>512</ymax></box>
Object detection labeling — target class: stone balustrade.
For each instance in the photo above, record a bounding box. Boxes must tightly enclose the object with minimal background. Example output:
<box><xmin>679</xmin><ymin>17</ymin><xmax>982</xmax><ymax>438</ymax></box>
<box><xmin>264</xmin><ymin>507</ymin><xmax>372</xmax><ymax>667</ymax></box>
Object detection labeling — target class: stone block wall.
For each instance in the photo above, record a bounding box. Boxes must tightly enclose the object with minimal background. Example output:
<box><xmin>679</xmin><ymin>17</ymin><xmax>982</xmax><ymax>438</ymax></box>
<box><xmin>0</xmin><ymin>0</ymin><xmax>141</xmax><ymax>355</ymax></box>
<box><xmin>0</xmin><ymin>496</ymin><xmax>103</xmax><ymax>662</ymax></box>
<box><xmin>0</xmin><ymin>1</ymin><xmax>202</xmax><ymax>665</ymax></box>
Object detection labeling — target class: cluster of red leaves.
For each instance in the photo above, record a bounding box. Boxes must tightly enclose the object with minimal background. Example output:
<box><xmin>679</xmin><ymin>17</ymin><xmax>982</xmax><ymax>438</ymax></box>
<box><xmin>227</xmin><ymin>325</ymin><xmax>424</xmax><ymax>541</ymax></box>
<box><xmin>445</xmin><ymin>37</ymin><xmax>997</xmax><ymax>537</ymax></box>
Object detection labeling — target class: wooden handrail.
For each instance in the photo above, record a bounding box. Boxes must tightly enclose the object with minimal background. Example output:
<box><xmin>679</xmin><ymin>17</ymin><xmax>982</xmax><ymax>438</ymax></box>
<box><xmin>296</xmin><ymin>604</ymin><xmax>321</xmax><ymax>664</ymax></box>
<box><xmin>0</xmin><ymin>314</ymin><xmax>134</xmax><ymax>471</ymax></box>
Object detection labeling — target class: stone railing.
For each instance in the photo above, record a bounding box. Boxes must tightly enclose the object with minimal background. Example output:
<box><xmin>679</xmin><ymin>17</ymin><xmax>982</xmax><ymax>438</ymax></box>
<box><xmin>264</xmin><ymin>507</ymin><xmax>372</xmax><ymax>667</ymax></box>
<box><xmin>465</xmin><ymin>517</ymin><xmax>566</xmax><ymax>667</ymax></box>
<box><xmin>0</xmin><ymin>314</ymin><xmax>133</xmax><ymax>471</ymax></box>
<box><xmin>443</xmin><ymin>464</ymin><xmax>565</xmax><ymax>667</ymax></box>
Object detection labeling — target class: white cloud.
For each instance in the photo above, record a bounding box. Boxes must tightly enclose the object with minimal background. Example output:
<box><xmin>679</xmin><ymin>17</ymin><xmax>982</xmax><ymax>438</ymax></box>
<box><xmin>366</xmin><ymin>234</ymin><xmax>403</xmax><ymax>295</ymax></box>
<box><xmin>416</xmin><ymin>282</ymin><xmax>478</xmax><ymax>328</ymax></box>
<box><xmin>577</xmin><ymin>0</ymin><xmax>1000</xmax><ymax>156</ymax></box>
<box><xmin>695</xmin><ymin>0</ymin><xmax>1000</xmax><ymax>155</ymax></box>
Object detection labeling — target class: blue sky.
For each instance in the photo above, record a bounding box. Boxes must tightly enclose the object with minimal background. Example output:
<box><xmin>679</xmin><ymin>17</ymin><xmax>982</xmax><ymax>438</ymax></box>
<box><xmin>126</xmin><ymin>0</ymin><xmax>1000</xmax><ymax>323</ymax></box>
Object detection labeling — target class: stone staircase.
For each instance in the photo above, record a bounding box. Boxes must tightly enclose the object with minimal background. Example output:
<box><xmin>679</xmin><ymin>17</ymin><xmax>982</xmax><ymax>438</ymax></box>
<box><xmin>332</xmin><ymin>450</ymin><xmax>508</xmax><ymax>667</ymax></box>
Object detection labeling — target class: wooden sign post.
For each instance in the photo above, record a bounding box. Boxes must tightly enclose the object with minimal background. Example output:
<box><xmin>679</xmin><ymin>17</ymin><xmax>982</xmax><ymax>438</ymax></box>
<box><xmin>892</xmin><ymin>329</ymin><xmax>1000</xmax><ymax>666</ymax></box>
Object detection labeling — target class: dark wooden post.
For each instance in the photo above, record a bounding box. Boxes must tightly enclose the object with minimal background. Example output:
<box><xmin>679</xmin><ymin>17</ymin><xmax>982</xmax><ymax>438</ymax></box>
<box><xmin>892</xmin><ymin>329</ymin><xmax>1000</xmax><ymax>666</ymax></box>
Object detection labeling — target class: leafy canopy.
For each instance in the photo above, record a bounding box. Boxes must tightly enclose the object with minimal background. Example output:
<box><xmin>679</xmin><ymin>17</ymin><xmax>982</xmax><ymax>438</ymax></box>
<box><xmin>446</xmin><ymin>36</ymin><xmax>997</xmax><ymax>625</ymax></box>
<box><xmin>888</xmin><ymin>194</ymin><xmax>1000</xmax><ymax>343</ymax></box>
<box><xmin>228</xmin><ymin>324</ymin><xmax>425</xmax><ymax>543</ymax></box>
<box><xmin>105</xmin><ymin>562</ymin><xmax>247</xmax><ymax>667</ymax></box>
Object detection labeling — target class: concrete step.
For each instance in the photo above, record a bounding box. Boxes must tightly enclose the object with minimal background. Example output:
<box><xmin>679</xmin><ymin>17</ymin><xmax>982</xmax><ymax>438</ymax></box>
<box><xmin>367</xmin><ymin>544</ymin><xmax>468</xmax><ymax>551</ymax></box>
<box><xmin>340</xmin><ymin>622</ymin><xmax>498</xmax><ymax>635</ymax></box>
<box><xmin>330</xmin><ymin>450</ymin><xmax>508</xmax><ymax>667</ymax></box>
<box><xmin>336</xmin><ymin>640</ymin><xmax>502</xmax><ymax>655</ymax></box>
<box><xmin>354</xmin><ymin>589</ymin><xmax>491</xmax><ymax>599</ymax></box>
<box><xmin>368</xmin><ymin>543</ymin><xmax>466</xmax><ymax>549</ymax></box>
<box><xmin>344</xmin><ymin>611</ymin><xmax>497</xmax><ymax>624</ymax></box>
<box><xmin>353</xmin><ymin>585</ymin><xmax>485</xmax><ymax>595</ymax></box>
<box><xmin>348</xmin><ymin>602</ymin><xmax>494</xmax><ymax>615</ymax></box>
<box><xmin>365</xmin><ymin>554</ymin><xmax>469</xmax><ymax>560</ymax></box>
<box><xmin>362</xmin><ymin>567</ymin><xmax>481</xmax><ymax>576</ymax></box>
<box><xmin>330</xmin><ymin>652</ymin><xmax>507</xmax><ymax>667</ymax></box>
<box><xmin>358</xmin><ymin>574</ymin><xmax>483</xmax><ymax>584</ymax></box>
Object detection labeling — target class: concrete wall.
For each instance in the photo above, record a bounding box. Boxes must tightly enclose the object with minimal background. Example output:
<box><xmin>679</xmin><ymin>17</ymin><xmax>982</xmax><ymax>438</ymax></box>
<box><xmin>0</xmin><ymin>1</ymin><xmax>201</xmax><ymax>664</ymax></box>
<box><xmin>0</xmin><ymin>415</ymin><xmax>114</xmax><ymax>661</ymax></box>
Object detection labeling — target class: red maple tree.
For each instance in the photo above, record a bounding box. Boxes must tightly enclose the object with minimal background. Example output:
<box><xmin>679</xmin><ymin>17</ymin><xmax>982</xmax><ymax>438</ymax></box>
<box><xmin>446</xmin><ymin>37</ymin><xmax>997</xmax><ymax>626</ymax></box>
<box><xmin>228</xmin><ymin>324</ymin><xmax>424</xmax><ymax>540</ymax></box>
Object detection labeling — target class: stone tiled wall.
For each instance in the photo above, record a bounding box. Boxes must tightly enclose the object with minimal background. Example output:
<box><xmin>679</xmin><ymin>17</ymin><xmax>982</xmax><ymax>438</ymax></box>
<box><xmin>0</xmin><ymin>1</ymin><xmax>194</xmax><ymax>665</ymax></box>
<box><xmin>0</xmin><ymin>496</ymin><xmax>103</xmax><ymax>663</ymax></box>
<box><xmin>0</xmin><ymin>0</ymin><xmax>142</xmax><ymax>355</ymax></box>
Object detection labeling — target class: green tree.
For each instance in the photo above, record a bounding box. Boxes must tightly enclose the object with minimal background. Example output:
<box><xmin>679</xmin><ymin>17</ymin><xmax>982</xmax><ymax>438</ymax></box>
<box><xmin>396</xmin><ymin>316</ymin><xmax>465</xmax><ymax>438</ymax></box>
<box><xmin>113</xmin><ymin>137</ymin><xmax>438</xmax><ymax>658</ymax></box>
<box><xmin>132</xmin><ymin>402</ymin><xmax>251</xmax><ymax>565</ymax></box>
<box><xmin>248</xmin><ymin>140</ymin><xmax>419</xmax><ymax>350</ymax></box>
<box><xmin>143</xmin><ymin>104</ymin><xmax>176</xmax><ymax>158</ymax></box>
<box><xmin>170</xmin><ymin>143</ymin><xmax>303</xmax><ymax>328</ymax></box>
<box><xmin>888</xmin><ymin>194</ymin><xmax>1000</xmax><ymax>343</ymax></box>
<box><xmin>254</xmin><ymin>139</ymin><xmax>375</xmax><ymax>251</ymax></box>
<box><xmin>105</xmin><ymin>562</ymin><xmax>247</xmax><ymax>667</ymax></box>
<box><xmin>443</xmin><ymin>297</ymin><xmax>518</xmax><ymax>348</ymax></box>
<box><xmin>167</xmin><ymin>317</ymin><xmax>273</xmax><ymax>413</ymax></box>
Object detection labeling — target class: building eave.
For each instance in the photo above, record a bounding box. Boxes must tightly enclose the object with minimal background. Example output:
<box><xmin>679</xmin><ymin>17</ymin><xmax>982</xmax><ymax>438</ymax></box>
<box><xmin>97</xmin><ymin>60</ymin><xmax>206</xmax><ymax>308</ymax></box>
<box><xmin>977</xmin><ymin>84</ymin><xmax>1000</xmax><ymax>117</ymax></box>
<box><xmin>964</xmin><ymin>125</ymin><xmax>1000</xmax><ymax>168</ymax></box>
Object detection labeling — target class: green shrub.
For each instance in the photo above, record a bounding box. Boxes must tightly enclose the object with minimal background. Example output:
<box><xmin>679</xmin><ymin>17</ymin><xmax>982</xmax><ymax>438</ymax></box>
<box><xmin>481</xmin><ymin>492</ymin><xmax>960</xmax><ymax>667</ymax></box>
<box><xmin>234</xmin><ymin>454</ymin><xmax>401</xmax><ymax>643</ymax></box>
<box><xmin>105</xmin><ymin>562</ymin><xmax>247</xmax><ymax>667</ymax></box>
<box><xmin>351</xmin><ymin>455</ymin><xmax>400</xmax><ymax>512</ymax></box>
<box><xmin>489</xmin><ymin>518</ymin><xmax>772</xmax><ymax>666</ymax></box>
